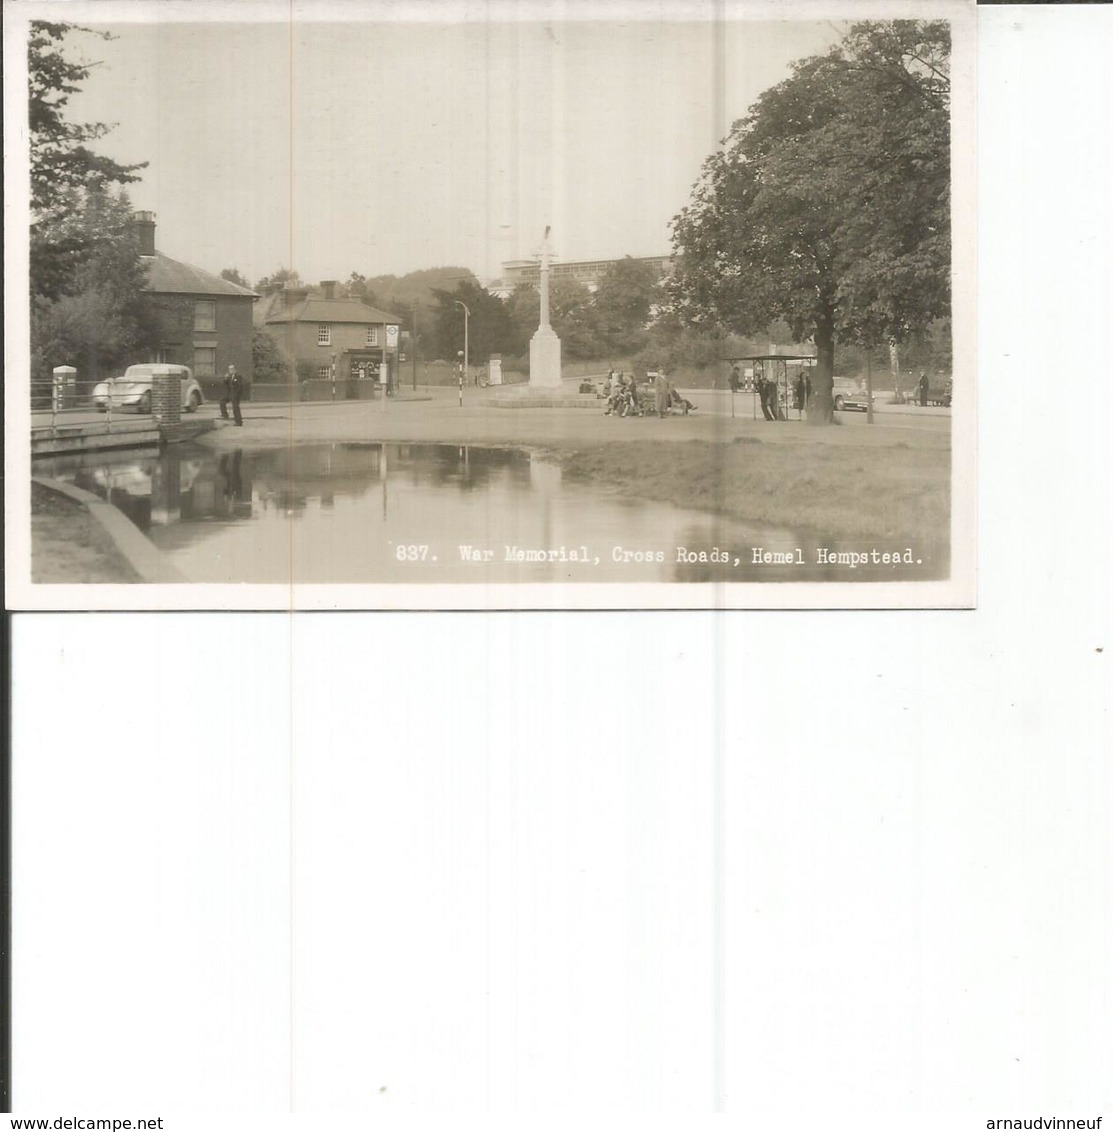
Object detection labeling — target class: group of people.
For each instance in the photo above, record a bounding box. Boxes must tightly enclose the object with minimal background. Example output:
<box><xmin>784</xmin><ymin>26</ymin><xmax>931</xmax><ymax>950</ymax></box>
<box><xmin>603</xmin><ymin>368</ymin><xmax>696</xmax><ymax>419</ymax></box>
<box><xmin>729</xmin><ymin>362</ymin><xmax>812</xmax><ymax>421</ymax></box>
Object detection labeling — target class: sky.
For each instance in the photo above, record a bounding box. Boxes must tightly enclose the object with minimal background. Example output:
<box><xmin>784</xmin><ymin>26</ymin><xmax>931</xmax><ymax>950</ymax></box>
<box><xmin>18</xmin><ymin>1</ymin><xmax>844</xmax><ymax>287</ymax></box>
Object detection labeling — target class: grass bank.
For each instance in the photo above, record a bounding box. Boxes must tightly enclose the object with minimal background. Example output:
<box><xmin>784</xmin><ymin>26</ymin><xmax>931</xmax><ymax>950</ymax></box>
<box><xmin>32</xmin><ymin>481</ymin><xmax>139</xmax><ymax>583</ymax></box>
<box><xmin>551</xmin><ymin>435</ymin><xmax>949</xmax><ymax>544</ymax></box>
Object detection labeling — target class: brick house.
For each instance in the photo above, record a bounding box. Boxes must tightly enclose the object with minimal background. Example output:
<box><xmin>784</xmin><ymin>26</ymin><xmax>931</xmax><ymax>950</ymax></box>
<box><xmin>136</xmin><ymin>212</ymin><xmax>257</xmax><ymax>398</ymax></box>
<box><xmin>256</xmin><ymin>281</ymin><xmax>401</xmax><ymax>391</ymax></box>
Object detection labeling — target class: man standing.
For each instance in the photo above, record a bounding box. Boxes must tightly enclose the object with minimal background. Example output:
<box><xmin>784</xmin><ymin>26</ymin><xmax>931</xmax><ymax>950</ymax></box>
<box><xmin>757</xmin><ymin>365</ymin><xmax>776</xmax><ymax>421</ymax></box>
<box><xmin>918</xmin><ymin>371</ymin><xmax>930</xmax><ymax>407</ymax></box>
<box><xmin>654</xmin><ymin>368</ymin><xmax>670</xmax><ymax>418</ymax></box>
<box><xmin>221</xmin><ymin>364</ymin><xmax>244</xmax><ymax>426</ymax></box>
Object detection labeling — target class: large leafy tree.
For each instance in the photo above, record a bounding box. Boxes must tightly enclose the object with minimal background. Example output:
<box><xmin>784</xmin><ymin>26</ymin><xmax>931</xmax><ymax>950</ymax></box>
<box><xmin>504</xmin><ymin>282</ymin><xmax>540</xmax><ymax>357</ymax></box>
<box><xmin>29</xmin><ymin>22</ymin><xmax>155</xmax><ymax>385</ymax></box>
<box><xmin>669</xmin><ymin>20</ymin><xmax>950</xmax><ymax>422</ymax></box>
<box><xmin>427</xmin><ymin>280</ymin><xmax>512</xmax><ymax>364</ymax></box>
<box><xmin>32</xmin><ymin>189</ymin><xmax>157</xmax><ymax>385</ymax></box>
<box><xmin>548</xmin><ymin>278</ymin><xmax>606</xmax><ymax>360</ymax></box>
<box><xmin>29</xmin><ymin>21</ymin><xmax>147</xmax><ymax>302</ymax></box>
<box><xmin>593</xmin><ymin>257</ymin><xmax>660</xmax><ymax>355</ymax></box>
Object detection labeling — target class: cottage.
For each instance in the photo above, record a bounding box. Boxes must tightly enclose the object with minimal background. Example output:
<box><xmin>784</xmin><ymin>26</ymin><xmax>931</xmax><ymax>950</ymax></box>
<box><xmin>257</xmin><ymin>280</ymin><xmax>401</xmax><ymax>395</ymax></box>
<box><xmin>136</xmin><ymin>212</ymin><xmax>257</xmax><ymax>398</ymax></box>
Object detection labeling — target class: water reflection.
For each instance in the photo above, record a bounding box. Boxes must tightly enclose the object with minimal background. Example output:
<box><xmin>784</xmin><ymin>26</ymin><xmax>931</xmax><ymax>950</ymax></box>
<box><xmin>35</xmin><ymin>442</ymin><xmax>946</xmax><ymax>584</ymax></box>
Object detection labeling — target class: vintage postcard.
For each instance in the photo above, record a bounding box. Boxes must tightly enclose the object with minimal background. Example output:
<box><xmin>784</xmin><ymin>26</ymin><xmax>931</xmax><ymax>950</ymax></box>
<box><xmin>4</xmin><ymin>0</ymin><xmax>976</xmax><ymax>610</ymax></box>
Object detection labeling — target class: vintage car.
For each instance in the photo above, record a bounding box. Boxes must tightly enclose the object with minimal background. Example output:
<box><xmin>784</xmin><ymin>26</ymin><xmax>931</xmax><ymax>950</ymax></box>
<box><xmin>840</xmin><ymin>388</ymin><xmax>875</xmax><ymax>412</ymax></box>
<box><xmin>92</xmin><ymin>364</ymin><xmax>204</xmax><ymax>414</ymax></box>
<box><xmin>832</xmin><ymin>376</ymin><xmax>863</xmax><ymax>411</ymax></box>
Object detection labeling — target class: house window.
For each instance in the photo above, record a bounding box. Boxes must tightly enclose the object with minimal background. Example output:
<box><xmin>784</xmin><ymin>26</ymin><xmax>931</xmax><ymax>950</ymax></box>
<box><xmin>366</xmin><ymin>326</ymin><xmax>379</xmax><ymax>347</ymax></box>
<box><xmin>193</xmin><ymin>347</ymin><xmax>216</xmax><ymax>378</ymax></box>
<box><xmin>318</xmin><ymin>365</ymin><xmax>331</xmax><ymax>380</ymax></box>
<box><xmin>194</xmin><ymin>301</ymin><xmax>216</xmax><ymax>332</ymax></box>
<box><xmin>318</xmin><ymin>325</ymin><xmax>331</xmax><ymax>346</ymax></box>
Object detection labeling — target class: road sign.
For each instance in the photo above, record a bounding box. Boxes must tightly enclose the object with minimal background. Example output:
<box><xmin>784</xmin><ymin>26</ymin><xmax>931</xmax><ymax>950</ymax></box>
<box><xmin>386</xmin><ymin>324</ymin><xmax>399</xmax><ymax>347</ymax></box>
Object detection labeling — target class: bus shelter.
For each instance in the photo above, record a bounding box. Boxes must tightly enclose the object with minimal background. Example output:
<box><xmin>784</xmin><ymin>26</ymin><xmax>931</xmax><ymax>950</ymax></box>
<box><xmin>724</xmin><ymin>354</ymin><xmax>817</xmax><ymax>420</ymax></box>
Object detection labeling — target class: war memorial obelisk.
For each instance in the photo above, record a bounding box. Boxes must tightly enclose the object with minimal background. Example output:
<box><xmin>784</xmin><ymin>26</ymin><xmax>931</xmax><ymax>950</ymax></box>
<box><xmin>528</xmin><ymin>226</ymin><xmax>562</xmax><ymax>389</ymax></box>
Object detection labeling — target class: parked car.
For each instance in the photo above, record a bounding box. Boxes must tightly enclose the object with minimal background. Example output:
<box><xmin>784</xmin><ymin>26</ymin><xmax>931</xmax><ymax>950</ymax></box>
<box><xmin>92</xmin><ymin>364</ymin><xmax>204</xmax><ymax>414</ymax></box>
<box><xmin>840</xmin><ymin>387</ymin><xmax>874</xmax><ymax>412</ymax></box>
<box><xmin>832</xmin><ymin>376</ymin><xmax>862</xmax><ymax>411</ymax></box>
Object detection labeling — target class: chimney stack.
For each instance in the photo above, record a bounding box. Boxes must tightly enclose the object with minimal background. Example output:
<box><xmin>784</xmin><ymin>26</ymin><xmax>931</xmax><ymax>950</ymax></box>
<box><xmin>135</xmin><ymin>211</ymin><xmax>156</xmax><ymax>257</ymax></box>
<box><xmin>322</xmin><ymin>280</ymin><xmax>337</xmax><ymax>300</ymax></box>
<box><xmin>283</xmin><ymin>282</ymin><xmax>310</xmax><ymax>309</ymax></box>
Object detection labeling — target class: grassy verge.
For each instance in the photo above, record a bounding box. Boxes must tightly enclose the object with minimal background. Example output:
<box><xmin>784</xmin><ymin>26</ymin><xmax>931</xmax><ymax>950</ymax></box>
<box><xmin>551</xmin><ymin>434</ymin><xmax>950</xmax><ymax>543</ymax></box>
<box><xmin>32</xmin><ymin>481</ymin><xmax>140</xmax><ymax>583</ymax></box>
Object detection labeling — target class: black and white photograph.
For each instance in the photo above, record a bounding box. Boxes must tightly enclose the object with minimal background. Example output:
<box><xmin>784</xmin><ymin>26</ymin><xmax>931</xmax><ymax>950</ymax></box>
<box><xmin>5</xmin><ymin>3</ymin><xmax>1113</xmax><ymax>1123</ymax></box>
<box><xmin>5</xmin><ymin>0</ymin><xmax>975</xmax><ymax>610</ymax></box>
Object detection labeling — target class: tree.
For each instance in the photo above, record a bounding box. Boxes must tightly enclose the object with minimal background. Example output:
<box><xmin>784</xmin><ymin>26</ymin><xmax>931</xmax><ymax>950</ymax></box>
<box><xmin>220</xmin><ymin>267</ymin><xmax>249</xmax><ymax>288</ymax></box>
<box><xmin>504</xmin><ymin>282</ymin><xmax>540</xmax><ymax>357</ymax></box>
<box><xmin>252</xmin><ymin>329</ymin><xmax>291</xmax><ymax>384</ymax></box>
<box><xmin>32</xmin><ymin>189</ymin><xmax>156</xmax><ymax>385</ymax></box>
<box><xmin>29</xmin><ymin>21</ymin><xmax>147</xmax><ymax>302</ymax></box>
<box><xmin>427</xmin><ymin>280</ymin><xmax>512</xmax><ymax>364</ymax></box>
<box><xmin>593</xmin><ymin>257</ymin><xmax>660</xmax><ymax>355</ymax></box>
<box><xmin>254</xmin><ymin>267</ymin><xmax>303</xmax><ymax>291</ymax></box>
<box><xmin>669</xmin><ymin>20</ymin><xmax>950</xmax><ymax>423</ymax></box>
<box><xmin>549</xmin><ymin>278</ymin><xmax>605</xmax><ymax>360</ymax></box>
<box><xmin>340</xmin><ymin>272</ymin><xmax>378</xmax><ymax>305</ymax></box>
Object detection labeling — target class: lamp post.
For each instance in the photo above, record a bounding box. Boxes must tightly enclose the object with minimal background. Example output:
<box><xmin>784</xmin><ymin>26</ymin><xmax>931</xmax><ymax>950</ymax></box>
<box><xmin>454</xmin><ymin>299</ymin><xmax>470</xmax><ymax>408</ymax></box>
<box><xmin>411</xmin><ymin>303</ymin><xmax>418</xmax><ymax>393</ymax></box>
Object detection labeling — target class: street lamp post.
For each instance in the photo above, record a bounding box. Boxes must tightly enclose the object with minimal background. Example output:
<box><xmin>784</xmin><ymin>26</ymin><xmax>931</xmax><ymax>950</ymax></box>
<box><xmin>454</xmin><ymin>299</ymin><xmax>470</xmax><ymax>409</ymax></box>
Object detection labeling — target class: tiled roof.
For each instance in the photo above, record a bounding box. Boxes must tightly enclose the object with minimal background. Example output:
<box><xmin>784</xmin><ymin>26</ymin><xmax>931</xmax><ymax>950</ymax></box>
<box><xmin>265</xmin><ymin>298</ymin><xmax>400</xmax><ymax>325</ymax></box>
<box><xmin>144</xmin><ymin>252</ymin><xmax>258</xmax><ymax>297</ymax></box>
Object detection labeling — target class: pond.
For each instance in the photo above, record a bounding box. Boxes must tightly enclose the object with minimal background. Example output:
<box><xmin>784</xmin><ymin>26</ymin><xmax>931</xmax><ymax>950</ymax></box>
<box><xmin>35</xmin><ymin>442</ymin><xmax>945</xmax><ymax>584</ymax></box>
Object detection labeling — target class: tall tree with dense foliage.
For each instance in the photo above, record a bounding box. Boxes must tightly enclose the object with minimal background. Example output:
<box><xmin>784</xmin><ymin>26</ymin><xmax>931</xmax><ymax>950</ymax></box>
<box><xmin>29</xmin><ymin>21</ymin><xmax>147</xmax><ymax>302</ymax></box>
<box><xmin>593</xmin><ymin>257</ymin><xmax>660</xmax><ymax>355</ymax></box>
<box><xmin>669</xmin><ymin>20</ymin><xmax>950</xmax><ymax>422</ymax></box>
<box><xmin>29</xmin><ymin>22</ymin><xmax>155</xmax><ymax>385</ymax></box>
<box><xmin>548</xmin><ymin>278</ymin><xmax>606</xmax><ymax>360</ymax></box>
<box><xmin>31</xmin><ymin>189</ymin><xmax>157</xmax><ymax>385</ymax></box>
<box><xmin>427</xmin><ymin>280</ymin><xmax>513</xmax><ymax>365</ymax></box>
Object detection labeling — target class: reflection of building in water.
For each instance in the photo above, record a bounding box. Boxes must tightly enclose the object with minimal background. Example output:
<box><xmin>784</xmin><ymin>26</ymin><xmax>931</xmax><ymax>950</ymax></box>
<box><xmin>150</xmin><ymin>458</ymin><xmax>181</xmax><ymax>526</ymax></box>
<box><xmin>528</xmin><ymin>458</ymin><xmax>561</xmax><ymax>493</ymax></box>
<box><xmin>39</xmin><ymin>442</ymin><xmax>537</xmax><ymax>537</ymax></box>
<box><xmin>378</xmin><ymin>443</ymin><xmax>530</xmax><ymax>489</ymax></box>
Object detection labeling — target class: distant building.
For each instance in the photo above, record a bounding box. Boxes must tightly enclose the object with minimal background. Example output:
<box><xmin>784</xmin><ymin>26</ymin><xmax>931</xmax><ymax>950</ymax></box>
<box><xmin>136</xmin><ymin>212</ymin><xmax>257</xmax><ymax>396</ymax></box>
<box><xmin>256</xmin><ymin>280</ymin><xmax>401</xmax><ymax>385</ymax></box>
<box><xmin>487</xmin><ymin>254</ymin><xmax>673</xmax><ymax>298</ymax></box>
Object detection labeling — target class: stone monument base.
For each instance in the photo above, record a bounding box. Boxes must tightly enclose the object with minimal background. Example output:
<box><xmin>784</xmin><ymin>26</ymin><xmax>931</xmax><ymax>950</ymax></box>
<box><xmin>529</xmin><ymin>326</ymin><xmax>563</xmax><ymax>389</ymax></box>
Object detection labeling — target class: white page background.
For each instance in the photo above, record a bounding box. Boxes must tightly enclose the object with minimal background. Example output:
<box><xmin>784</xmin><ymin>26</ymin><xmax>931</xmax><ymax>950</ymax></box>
<box><xmin>9</xmin><ymin>6</ymin><xmax>1113</xmax><ymax>1123</ymax></box>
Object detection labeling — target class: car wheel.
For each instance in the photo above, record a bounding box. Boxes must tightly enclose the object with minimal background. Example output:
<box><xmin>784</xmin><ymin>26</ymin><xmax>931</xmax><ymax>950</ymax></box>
<box><xmin>187</xmin><ymin>390</ymin><xmax>202</xmax><ymax>413</ymax></box>
<box><xmin>834</xmin><ymin>395</ymin><xmax>845</xmax><ymax>410</ymax></box>
<box><xmin>138</xmin><ymin>391</ymin><xmax>152</xmax><ymax>414</ymax></box>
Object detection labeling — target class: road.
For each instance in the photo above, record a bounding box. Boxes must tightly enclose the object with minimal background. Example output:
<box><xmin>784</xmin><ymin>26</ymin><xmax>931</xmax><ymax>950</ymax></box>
<box><xmin>30</xmin><ymin>382</ymin><xmax>952</xmax><ymax>443</ymax></box>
